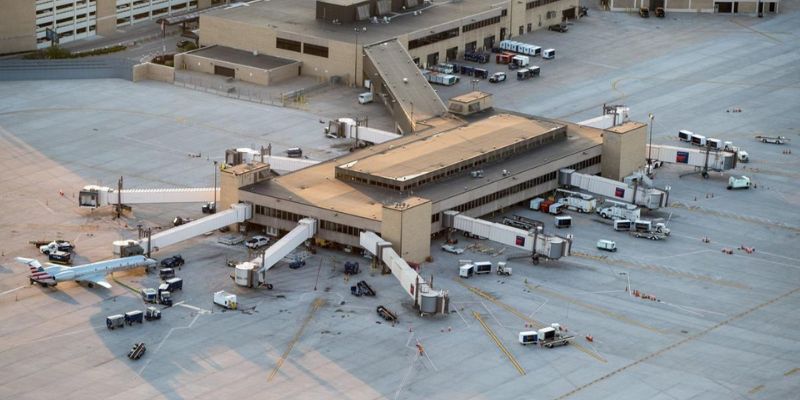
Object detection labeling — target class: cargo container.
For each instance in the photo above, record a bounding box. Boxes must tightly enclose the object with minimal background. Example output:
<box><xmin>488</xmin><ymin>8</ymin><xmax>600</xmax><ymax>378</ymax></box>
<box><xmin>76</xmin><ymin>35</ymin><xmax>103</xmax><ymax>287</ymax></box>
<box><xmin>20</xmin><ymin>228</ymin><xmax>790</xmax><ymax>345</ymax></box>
<box><xmin>707</xmin><ymin>138</ymin><xmax>722</xmax><ymax>149</ymax></box>
<box><xmin>554</xmin><ymin>216</ymin><xmax>572</xmax><ymax>228</ymax></box>
<box><xmin>613</xmin><ymin>219</ymin><xmax>632</xmax><ymax>231</ymax></box>
<box><xmin>124</xmin><ymin>310</ymin><xmax>144</xmax><ymax>325</ymax></box>
<box><xmin>690</xmin><ymin>134</ymin><xmax>706</xmax><ymax>147</ymax></box>
<box><xmin>106</xmin><ymin>314</ymin><xmax>125</xmax><ymax>330</ymax></box>
<box><xmin>459</xmin><ymin>264</ymin><xmax>474</xmax><ymax>278</ymax></box>
<box><xmin>542</xmin><ymin>48</ymin><xmax>555</xmax><ymax>59</ymax></box>
<box><xmin>214</xmin><ymin>291</ymin><xmax>237</xmax><ymax>310</ymax></box>
<box><xmin>678</xmin><ymin>129</ymin><xmax>693</xmax><ymax>142</ymax></box>
<box><xmin>519</xmin><ymin>331</ymin><xmax>538</xmax><ymax>345</ymax></box>
<box><xmin>474</xmin><ymin>261</ymin><xmax>492</xmax><ymax>275</ymax></box>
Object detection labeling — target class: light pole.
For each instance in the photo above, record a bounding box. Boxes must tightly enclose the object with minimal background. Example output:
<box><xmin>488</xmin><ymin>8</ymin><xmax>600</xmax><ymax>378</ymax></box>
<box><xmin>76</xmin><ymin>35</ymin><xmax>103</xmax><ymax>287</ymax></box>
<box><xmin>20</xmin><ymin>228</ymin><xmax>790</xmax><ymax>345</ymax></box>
<box><xmin>647</xmin><ymin>113</ymin><xmax>654</xmax><ymax>166</ymax></box>
<box><xmin>619</xmin><ymin>272</ymin><xmax>630</xmax><ymax>294</ymax></box>
<box><xmin>213</xmin><ymin>160</ymin><xmax>218</xmax><ymax>212</ymax></box>
<box><xmin>353</xmin><ymin>26</ymin><xmax>366</xmax><ymax>87</ymax></box>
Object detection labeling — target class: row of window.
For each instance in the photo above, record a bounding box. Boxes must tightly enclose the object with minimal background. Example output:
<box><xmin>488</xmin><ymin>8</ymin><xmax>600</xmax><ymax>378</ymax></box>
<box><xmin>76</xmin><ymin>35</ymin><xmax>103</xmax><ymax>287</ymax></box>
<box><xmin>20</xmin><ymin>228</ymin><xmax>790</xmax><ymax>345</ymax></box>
<box><xmin>462</xmin><ymin>16</ymin><xmax>501</xmax><ymax>33</ymax></box>
<box><xmin>253</xmin><ymin>205</ymin><xmax>364</xmax><ymax>237</ymax></box>
<box><xmin>527</xmin><ymin>0</ymin><xmax>562</xmax><ymax>9</ymax></box>
<box><xmin>408</xmin><ymin>27</ymin><xmax>459</xmax><ymax>50</ymax></box>
<box><xmin>440</xmin><ymin>155</ymin><xmax>602</xmax><ymax>216</ymax></box>
<box><xmin>276</xmin><ymin>38</ymin><xmax>329</xmax><ymax>58</ymax></box>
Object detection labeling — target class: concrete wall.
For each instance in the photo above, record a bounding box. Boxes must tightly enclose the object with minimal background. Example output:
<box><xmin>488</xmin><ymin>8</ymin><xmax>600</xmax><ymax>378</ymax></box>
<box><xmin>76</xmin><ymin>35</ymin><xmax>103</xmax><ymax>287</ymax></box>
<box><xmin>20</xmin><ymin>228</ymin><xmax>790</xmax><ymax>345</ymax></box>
<box><xmin>176</xmin><ymin>51</ymin><xmax>300</xmax><ymax>86</ymax></box>
<box><xmin>132</xmin><ymin>62</ymin><xmax>176</xmax><ymax>83</ymax></box>
<box><xmin>200</xmin><ymin>15</ymin><xmax>357</xmax><ymax>84</ymax></box>
<box><xmin>381</xmin><ymin>199</ymin><xmax>432</xmax><ymax>264</ymax></box>
<box><xmin>96</xmin><ymin>0</ymin><xmax>118</xmax><ymax>37</ymax></box>
<box><xmin>0</xmin><ymin>0</ymin><xmax>35</xmax><ymax>54</ymax></box>
<box><xmin>601</xmin><ymin>123</ymin><xmax>646</xmax><ymax>180</ymax></box>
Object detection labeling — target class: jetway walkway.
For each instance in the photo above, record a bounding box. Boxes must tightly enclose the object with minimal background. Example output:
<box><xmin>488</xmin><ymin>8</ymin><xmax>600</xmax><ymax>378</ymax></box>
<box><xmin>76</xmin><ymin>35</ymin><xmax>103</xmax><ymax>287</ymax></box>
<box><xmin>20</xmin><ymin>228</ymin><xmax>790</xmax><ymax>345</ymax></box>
<box><xmin>442</xmin><ymin>211</ymin><xmax>570</xmax><ymax>262</ymax></box>
<box><xmin>647</xmin><ymin>144</ymin><xmax>736</xmax><ymax>172</ymax></box>
<box><xmin>140</xmin><ymin>203</ymin><xmax>251</xmax><ymax>251</ymax></box>
<box><xmin>559</xmin><ymin>169</ymin><xmax>669</xmax><ymax>210</ymax></box>
<box><xmin>360</xmin><ymin>231</ymin><xmax>449</xmax><ymax>316</ymax></box>
<box><xmin>79</xmin><ymin>185</ymin><xmax>218</xmax><ymax>208</ymax></box>
<box><xmin>327</xmin><ymin>118</ymin><xmax>402</xmax><ymax>144</ymax></box>
<box><xmin>252</xmin><ymin>218</ymin><xmax>317</xmax><ymax>283</ymax></box>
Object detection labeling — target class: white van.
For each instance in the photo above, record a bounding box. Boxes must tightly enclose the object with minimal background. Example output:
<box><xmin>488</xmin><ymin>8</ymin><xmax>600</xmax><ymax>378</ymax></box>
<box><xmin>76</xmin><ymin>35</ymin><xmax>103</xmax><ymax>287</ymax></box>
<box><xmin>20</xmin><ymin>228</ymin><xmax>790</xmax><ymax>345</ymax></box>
<box><xmin>473</xmin><ymin>261</ymin><xmax>492</xmax><ymax>275</ymax></box>
<box><xmin>542</xmin><ymin>48</ymin><xmax>555</xmax><ymax>59</ymax></box>
<box><xmin>358</xmin><ymin>92</ymin><xmax>373</xmax><ymax>104</ymax></box>
<box><xmin>596</xmin><ymin>239</ymin><xmax>617</xmax><ymax>252</ymax></box>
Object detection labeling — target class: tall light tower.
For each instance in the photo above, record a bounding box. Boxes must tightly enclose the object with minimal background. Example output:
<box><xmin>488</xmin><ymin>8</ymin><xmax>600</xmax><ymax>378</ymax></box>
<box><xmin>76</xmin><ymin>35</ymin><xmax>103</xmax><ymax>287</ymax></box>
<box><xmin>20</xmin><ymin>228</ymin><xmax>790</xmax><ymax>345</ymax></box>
<box><xmin>647</xmin><ymin>113</ymin><xmax>654</xmax><ymax>166</ymax></box>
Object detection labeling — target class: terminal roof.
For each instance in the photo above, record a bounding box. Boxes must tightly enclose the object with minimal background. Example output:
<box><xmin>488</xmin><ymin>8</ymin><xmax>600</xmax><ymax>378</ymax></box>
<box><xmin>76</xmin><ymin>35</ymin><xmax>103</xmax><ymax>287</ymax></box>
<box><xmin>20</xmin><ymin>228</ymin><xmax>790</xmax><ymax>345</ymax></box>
<box><xmin>242</xmin><ymin>115</ymin><xmax>603</xmax><ymax>221</ymax></box>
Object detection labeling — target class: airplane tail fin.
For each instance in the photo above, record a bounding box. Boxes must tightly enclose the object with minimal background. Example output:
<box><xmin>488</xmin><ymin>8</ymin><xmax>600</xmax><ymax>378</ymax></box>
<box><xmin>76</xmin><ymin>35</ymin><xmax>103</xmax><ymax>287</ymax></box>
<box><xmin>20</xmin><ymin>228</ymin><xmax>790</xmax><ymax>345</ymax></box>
<box><xmin>15</xmin><ymin>257</ymin><xmax>57</xmax><ymax>283</ymax></box>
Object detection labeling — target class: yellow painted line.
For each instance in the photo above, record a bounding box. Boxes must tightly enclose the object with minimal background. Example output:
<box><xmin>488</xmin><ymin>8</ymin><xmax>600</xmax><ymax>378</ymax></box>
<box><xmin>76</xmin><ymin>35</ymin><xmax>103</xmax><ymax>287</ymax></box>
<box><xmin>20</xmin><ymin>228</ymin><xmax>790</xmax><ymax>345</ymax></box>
<box><xmin>111</xmin><ymin>274</ymin><xmax>140</xmax><ymax>295</ymax></box>
<box><xmin>748</xmin><ymin>385</ymin><xmax>764</xmax><ymax>394</ymax></box>
<box><xmin>570</xmin><ymin>251</ymin><xmax>747</xmax><ymax>289</ymax></box>
<box><xmin>524</xmin><ymin>283</ymin><xmax>665</xmax><ymax>335</ymax></box>
<box><xmin>472</xmin><ymin>311</ymin><xmax>525</xmax><ymax>376</ymax></box>
<box><xmin>553</xmin><ymin>286</ymin><xmax>800</xmax><ymax>400</ymax></box>
<box><xmin>457</xmin><ymin>281</ymin><xmax>607</xmax><ymax>364</ymax></box>
<box><xmin>729</xmin><ymin>18</ymin><xmax>783</xmax><ymax>44</ymax></box>
<box><xmin>268</xmin><ymin>297</ymin><xmax>326</xmax><ymax>382</ymax></box>
<box><xmin>785</xmin><ymin>367</ymin><xmax>799</xmax><ymax>376</ymax></box>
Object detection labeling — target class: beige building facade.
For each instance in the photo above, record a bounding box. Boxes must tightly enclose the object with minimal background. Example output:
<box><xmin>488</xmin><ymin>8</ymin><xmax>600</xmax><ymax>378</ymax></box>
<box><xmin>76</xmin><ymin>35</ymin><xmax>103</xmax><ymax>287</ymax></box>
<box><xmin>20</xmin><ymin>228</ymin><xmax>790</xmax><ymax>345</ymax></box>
<box><xmin>0</xmin><ymin>0</ymin><xmax>215</xmax><ymax>54</ymax></box>
<box><xmin>198</xmin><ymin>0</ymin><xmax>581</xmax><ymax>86</ymax></box>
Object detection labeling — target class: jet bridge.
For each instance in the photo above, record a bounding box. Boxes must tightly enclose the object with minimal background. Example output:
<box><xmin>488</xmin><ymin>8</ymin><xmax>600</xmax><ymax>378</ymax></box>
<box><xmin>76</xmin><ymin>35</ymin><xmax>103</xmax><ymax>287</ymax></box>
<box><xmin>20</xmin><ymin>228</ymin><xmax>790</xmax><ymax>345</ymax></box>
<box><xmin>558</xmin><ymin>169</ymin><xmax>669</xmax><ymax>209</ymax></box>
<box><xmin>139</xmin><ymin>203</ymin><xmax>251</xmax><ymax>252</ymax></box>
<box><xmin>442</xmin><ymin>211</ymin><xmax>571</xmax><ymax>262</ymax></box>
<box><xmin>360</xmin><ymin>231</ymin><xmax>449</xmax><ymax>316</ymax></box>
<box><xmin>79</xmin><ymin>185</ymin><xmax>218</xmax><ymax>208</ymax></box>
<box><xmin>250</xmin><ymin>218</ymin><xmax>317</xmax><ymax>284</ymax></box>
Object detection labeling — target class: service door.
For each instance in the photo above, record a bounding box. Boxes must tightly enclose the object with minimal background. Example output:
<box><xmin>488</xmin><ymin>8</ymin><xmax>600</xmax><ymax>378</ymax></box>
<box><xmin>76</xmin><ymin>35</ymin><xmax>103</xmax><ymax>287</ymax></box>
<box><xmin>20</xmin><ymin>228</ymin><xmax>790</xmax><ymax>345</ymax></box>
<box><xmin>214</xmin><ymin>65</ymin><xmax>235</xmax><ymax>78</ymax></box>
<box><xmin>562</xmin><ymin>7</ymin><xmax>576</xmax><ymax>20</ymax></box>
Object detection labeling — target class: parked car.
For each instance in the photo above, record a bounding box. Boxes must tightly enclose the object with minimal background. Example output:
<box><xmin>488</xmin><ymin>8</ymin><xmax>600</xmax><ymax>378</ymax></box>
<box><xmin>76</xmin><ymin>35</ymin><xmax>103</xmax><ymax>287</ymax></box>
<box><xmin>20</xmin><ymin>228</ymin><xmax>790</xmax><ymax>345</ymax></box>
<box><xmin>548</xmin><ymin>23</ymin><xmax>568</xmax><ymax>32</ymax></box>
<box><xmin>246</xmin><ymin>235</ymin><xmax>270</xmax><ymax>249</ymax></box>
<box><xmin>441</xmin><ymin>244</ymin><xmax>465</xmax><ymax>254</ymax></box>
<box><xmin>160</xmin><ymin>255</ymin><xmax>185</xmax><ymax>269</ymax></box>
<box><xmin>488</xmin><ymin>72</ymin><xmax>507</xmax><ymax>83</ymax></box>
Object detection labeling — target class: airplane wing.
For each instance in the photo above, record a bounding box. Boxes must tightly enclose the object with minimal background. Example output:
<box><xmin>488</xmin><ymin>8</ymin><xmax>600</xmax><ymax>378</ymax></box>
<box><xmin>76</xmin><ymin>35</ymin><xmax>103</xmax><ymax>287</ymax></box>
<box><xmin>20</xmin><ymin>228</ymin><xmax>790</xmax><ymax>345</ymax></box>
<box><xmin>80</xmin><ymin>273</ymin><xmax>112</xmax><ymax>289</ymax></box>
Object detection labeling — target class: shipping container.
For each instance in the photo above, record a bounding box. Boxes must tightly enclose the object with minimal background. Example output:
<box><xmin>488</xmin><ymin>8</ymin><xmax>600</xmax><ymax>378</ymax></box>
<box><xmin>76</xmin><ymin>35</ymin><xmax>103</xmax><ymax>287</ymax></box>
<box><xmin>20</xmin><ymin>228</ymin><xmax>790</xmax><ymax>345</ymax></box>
<box><xmin>678</xmin><ymin>129</ymin><xmax>693</xmax><ymax>142</ymax></box>
<box><xmin>613</xmin><ymin>219</ymin><xmax>632</xmax><ymax>231</ymax></box>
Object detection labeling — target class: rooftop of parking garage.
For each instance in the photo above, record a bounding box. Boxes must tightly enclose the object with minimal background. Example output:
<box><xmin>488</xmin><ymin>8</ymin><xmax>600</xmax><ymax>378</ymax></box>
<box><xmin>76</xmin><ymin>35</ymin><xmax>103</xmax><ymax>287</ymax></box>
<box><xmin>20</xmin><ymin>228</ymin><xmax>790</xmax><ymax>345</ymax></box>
<box><xmin>241</xmin><ymin>114</ymin><xmax>603</xmax><ymax>221</ymax></box>
<box><xmin>205</xmin><ymin>0</ymin><xmax>503</xmax><ymax>44</ymax></box>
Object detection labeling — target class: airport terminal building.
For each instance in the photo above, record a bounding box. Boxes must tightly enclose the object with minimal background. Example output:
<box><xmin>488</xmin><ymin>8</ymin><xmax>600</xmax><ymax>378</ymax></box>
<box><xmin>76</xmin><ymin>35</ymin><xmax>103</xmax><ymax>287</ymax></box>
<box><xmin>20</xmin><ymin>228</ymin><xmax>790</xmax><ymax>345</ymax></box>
<box><xmin>225</xmin><ymin>111</ymin><xmax>645</xmax><ymax>263</ymax></box>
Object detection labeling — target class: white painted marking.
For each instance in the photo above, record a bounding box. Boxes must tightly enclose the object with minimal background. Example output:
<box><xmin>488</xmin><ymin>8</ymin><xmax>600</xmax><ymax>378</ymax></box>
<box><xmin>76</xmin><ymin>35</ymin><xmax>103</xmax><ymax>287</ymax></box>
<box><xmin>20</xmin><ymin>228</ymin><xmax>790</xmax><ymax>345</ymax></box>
<box><xmin>138</xmin><ymin>313</ymin><xmax>201</xmax><ymax>375</ymax></box>
<box><xmin>0</xmin><ymin>286</ymin><xmax>26</xmax><ymax>296</ymax></box>
<box><xmin>174</xmin><ymin>302</ymin><xmax>211</xmax><ymax>314</ymax></box>
<box><xmin>35</xmin><ymin>199</ymin><xmax>56</xmax><ymax>215</ymax></box>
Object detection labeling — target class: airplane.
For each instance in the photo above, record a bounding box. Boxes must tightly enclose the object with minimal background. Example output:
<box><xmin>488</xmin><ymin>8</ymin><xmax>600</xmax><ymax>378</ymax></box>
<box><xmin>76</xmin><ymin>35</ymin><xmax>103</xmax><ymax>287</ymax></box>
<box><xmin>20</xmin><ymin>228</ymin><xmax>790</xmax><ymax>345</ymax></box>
<box><xmin>15</xmin><ymin>255</ymin><xmax>157</xmax><ymax>289</ymax></box>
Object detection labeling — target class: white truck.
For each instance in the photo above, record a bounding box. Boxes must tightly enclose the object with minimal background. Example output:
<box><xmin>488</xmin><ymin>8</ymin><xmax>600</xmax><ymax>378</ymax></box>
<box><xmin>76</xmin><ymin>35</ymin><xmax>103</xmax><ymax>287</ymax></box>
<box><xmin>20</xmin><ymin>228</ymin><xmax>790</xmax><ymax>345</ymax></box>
<box><xmin>555</xmin><ymin>189</ymin><xmax>597</xmax><ymax>213</ymax></box>
<box><xmin>727</xmin><ymin>176</ymin><xmax>751</xmax><ymax>190</ymax></box>
<box><xmin>213</xmin><ymin>291</ymin><xmax>238</xmax><ymax>310</ymax></box>
<box><xmin>597</xmin><ymin>202</ymin><xmax>641</xmax><ymax>221</ymax></box>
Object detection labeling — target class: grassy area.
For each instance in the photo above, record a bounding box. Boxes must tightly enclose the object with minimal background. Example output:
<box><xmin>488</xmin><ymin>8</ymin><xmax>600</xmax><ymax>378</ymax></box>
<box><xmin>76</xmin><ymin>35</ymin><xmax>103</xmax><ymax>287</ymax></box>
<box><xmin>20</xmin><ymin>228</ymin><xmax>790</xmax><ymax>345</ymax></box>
<box><xmin>23</xmin><ymin>44</ymin><xmax>127</xmax><ymax>60</ymax></box>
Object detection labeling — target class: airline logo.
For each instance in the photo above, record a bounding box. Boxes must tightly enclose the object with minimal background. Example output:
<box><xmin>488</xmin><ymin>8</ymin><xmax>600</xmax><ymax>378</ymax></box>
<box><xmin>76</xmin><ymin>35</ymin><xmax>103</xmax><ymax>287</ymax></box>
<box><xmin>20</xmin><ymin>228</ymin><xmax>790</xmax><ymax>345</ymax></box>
<box><xmin>29</xmin><ymin>264</ymin><xmax>56</xmax><ymax>284</ymax></box>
